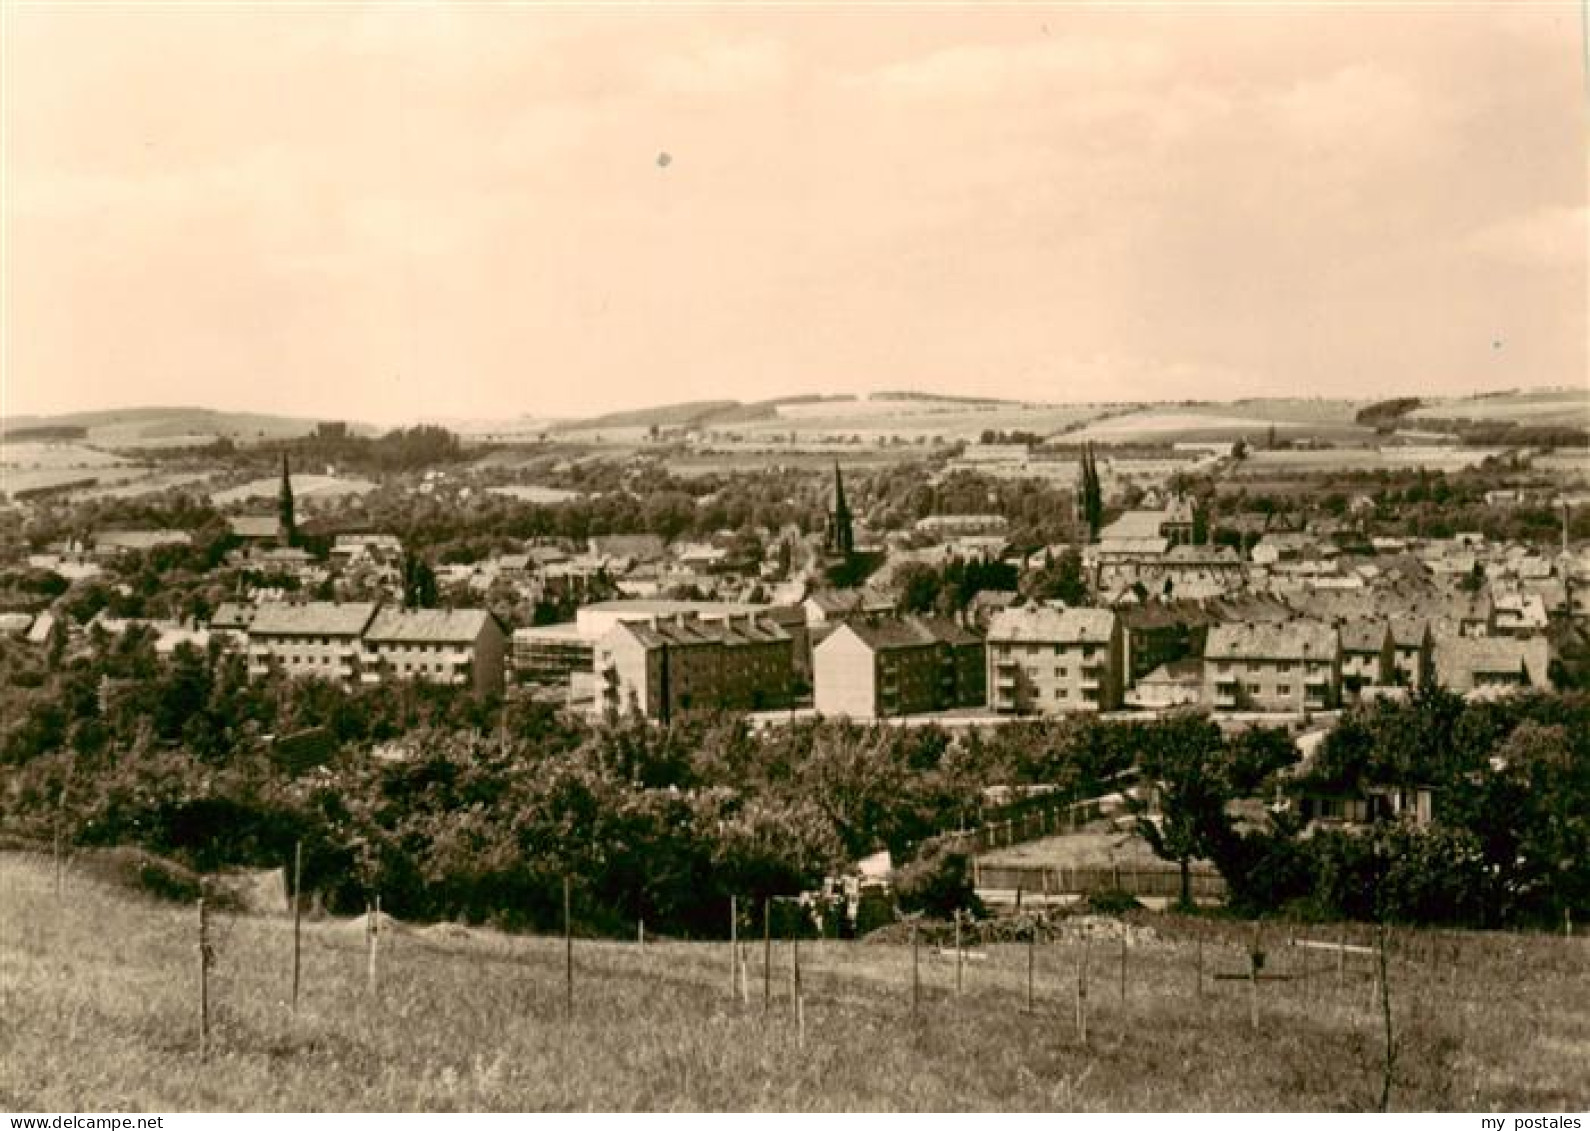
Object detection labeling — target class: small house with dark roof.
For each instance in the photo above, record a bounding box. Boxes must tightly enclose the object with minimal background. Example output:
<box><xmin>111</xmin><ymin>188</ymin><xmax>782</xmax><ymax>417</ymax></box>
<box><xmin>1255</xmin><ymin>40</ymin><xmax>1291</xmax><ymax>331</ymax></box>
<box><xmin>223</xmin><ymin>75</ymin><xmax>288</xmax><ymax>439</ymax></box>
<box><xmin>1433</xmin><ymin>635</ymin><xmax>1551</xmax><ymax>697</ymax></box>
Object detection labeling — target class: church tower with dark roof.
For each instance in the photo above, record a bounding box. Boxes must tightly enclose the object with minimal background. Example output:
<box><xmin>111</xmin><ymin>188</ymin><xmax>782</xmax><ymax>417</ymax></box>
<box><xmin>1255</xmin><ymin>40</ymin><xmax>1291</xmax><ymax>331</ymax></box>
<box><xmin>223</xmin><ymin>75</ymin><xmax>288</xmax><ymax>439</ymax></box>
<box><xmin>825</xmin><ymin>463</ymin><xmax>854</xmax><ymax>558</ymax></box>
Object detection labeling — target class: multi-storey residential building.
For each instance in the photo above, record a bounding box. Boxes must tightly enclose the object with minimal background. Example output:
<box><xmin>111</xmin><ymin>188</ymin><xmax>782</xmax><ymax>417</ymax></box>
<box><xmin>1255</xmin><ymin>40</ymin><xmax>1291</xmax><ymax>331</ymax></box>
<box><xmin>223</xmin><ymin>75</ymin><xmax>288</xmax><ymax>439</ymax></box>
<box><xmin>246</xmin><ymin>602</ymin><xmax>379</xmax><ymax>684</ymax></box>
<box><xmin>596</xmin><ymin>613</ymin><xmax>795</xmax><ymax>719</ymax></box>
<box><xmin>1340</xmin><ymin>622</ymin><xmax>1394</xmax><ymax>694</ymax></box>
<box><xmin>813</xmin><ymin>616</ymin><xmax>984</xmax><ymax>719</ymax></box>
<box><xmin>1203</xmin><ymin>620</ymin><xmax>1340</xmax><ymax>713</ymax></box>
<box><xmin>985</xmin><ymin>606</ymin><xmax>1123</xmax><ymax>715</ymax></box>
<box><xmin>245</xmin><ymin>601</ymin><xmax>505</xmax><ymax>693</ymax></box>
<box><xmin>361</xmin><ymin>608</ymin><xmax>506</xmax><ymax>695</ymax></box>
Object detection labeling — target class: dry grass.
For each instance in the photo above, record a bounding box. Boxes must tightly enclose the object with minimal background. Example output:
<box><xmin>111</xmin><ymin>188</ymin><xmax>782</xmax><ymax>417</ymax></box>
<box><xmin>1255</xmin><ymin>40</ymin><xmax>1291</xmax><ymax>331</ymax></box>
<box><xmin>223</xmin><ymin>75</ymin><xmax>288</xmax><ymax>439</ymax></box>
<box><xmin>2</xmin><ymin>853</ymin><xmax>1586</xmax><ymax>1112</ymax></box>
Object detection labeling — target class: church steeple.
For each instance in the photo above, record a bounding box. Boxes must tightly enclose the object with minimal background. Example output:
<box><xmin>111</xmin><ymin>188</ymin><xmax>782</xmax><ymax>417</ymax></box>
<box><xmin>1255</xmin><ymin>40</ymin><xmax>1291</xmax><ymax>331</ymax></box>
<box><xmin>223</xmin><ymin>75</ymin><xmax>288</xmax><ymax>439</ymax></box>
<box><xmin>826</xmin><ymin>462</ymin><xmax>854</xmax><ymax>557</ymax></box>
<box><xmin>278</xmin><ymin>452</ymin><xmax>297</xmax><ymax>545</ymax></box>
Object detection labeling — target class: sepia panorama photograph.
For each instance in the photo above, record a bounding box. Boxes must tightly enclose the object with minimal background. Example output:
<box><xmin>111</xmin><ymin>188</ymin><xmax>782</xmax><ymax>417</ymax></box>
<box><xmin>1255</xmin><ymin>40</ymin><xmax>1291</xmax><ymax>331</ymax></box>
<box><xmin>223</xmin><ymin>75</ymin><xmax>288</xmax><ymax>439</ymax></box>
<box><xmin>1</xmin><ymin>0</ymin><xmax>1586</xmax><ymax>1116</ymax></box>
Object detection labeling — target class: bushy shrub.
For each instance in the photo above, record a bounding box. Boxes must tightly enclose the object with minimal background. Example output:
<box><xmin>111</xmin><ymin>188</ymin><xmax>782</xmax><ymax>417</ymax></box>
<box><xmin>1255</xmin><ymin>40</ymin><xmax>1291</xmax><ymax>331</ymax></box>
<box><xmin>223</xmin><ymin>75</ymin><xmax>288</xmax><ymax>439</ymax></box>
<box><xmin>893</xmin><ymin>841</ymin><xmax>983</xmax><ymax>920</ymax></box>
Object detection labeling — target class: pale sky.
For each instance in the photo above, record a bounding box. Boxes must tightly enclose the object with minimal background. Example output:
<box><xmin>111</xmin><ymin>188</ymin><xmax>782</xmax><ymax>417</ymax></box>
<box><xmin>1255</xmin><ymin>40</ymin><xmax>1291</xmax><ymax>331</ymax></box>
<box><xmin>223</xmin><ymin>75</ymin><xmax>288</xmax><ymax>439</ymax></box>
<box><xmin>3</xmin><ymin>3</ymin><xmax>1586</xmax><ymax>425</ymax></box>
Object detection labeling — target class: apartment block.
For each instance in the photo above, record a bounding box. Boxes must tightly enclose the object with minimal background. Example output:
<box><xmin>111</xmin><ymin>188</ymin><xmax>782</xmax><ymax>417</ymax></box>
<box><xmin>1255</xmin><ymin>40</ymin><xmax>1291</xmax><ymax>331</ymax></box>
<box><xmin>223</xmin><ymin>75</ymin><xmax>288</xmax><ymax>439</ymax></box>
<box><xmin>1203</xmin><ymin>620</ymin><xmax>1340</xmax><ymax>713</ymax></box>
<box><xmin>813</xmin><ymin>616</ymin><xmax>985</xmax><ymax>719</ymax></box>
<box><xmin>985</xmin><ymin>606</ymin><xmax>1123</xmax><ymax>715</ymax></box>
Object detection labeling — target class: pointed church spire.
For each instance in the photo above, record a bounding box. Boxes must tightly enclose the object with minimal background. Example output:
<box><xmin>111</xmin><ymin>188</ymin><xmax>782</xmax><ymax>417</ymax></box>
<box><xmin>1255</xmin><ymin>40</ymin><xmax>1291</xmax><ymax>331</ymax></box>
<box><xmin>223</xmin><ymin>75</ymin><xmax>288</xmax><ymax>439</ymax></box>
<box><xmin>827</xmin><ymin>462</ymin><xmax>854</xmax><ymax>557</ymax></box>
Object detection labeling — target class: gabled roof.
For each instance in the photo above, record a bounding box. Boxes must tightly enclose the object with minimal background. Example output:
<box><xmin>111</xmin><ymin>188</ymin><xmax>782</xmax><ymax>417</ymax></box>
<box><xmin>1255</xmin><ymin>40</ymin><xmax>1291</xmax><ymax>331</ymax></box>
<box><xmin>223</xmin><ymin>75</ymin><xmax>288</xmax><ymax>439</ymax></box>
<box><xmin>95</xmin><ymin>529</ymin><xmax>192</xmax><ymax>551</ymax></box>
<box><xmin>805</xmin><ymin>588</ymin><xmax>891</xmax><ymax>615</ymax></box>
<box><xmin>210</xmin><ymin>602</ymin><xmax>257</xmax><ymax>630</ymax></box>
<box><xmin>986</xmin><ymin>605</ymin><xmax>1116</xmax><ymax>644</ymax></box>
<box><xmin>613</xmin><ymin>615</ymin><xmax>791</xmax><ymax>649</ymax></box>
<box><xmin>588</xmin><ymin>534</ymin><xmax>666</xmax><ymax>561</ymax></box>
<box><xmin>1100</xmin><ymin>510</ymin><xmax>1172</xmax><ymax>540</ymax></box>
<box><xmin>1340</xmin><ymin>622</ymin><xmax>1390</xmax><ymax>654</ymax></box>
<box><xmin>365</xmin><ymin>608</ymin><xmax>497</xmax><ymax>644</ymax></box>
<box><xmin>249</xmin><ymin>602</ymin><xmax>379</xmax><ymax>638</ymax></box>
<box><xmin>230</xmin><ymin>515</ymin><xmax>280</xmax><ymax>539</ymax></box>
<box><xmin>1097</xmin><ymin>536</ymin><xmax>1169</xmax><ymax>556</ymax></box>
<box><xmin>825</xmin><ymin>615</ymin><xmax>980</xmax><ymax>653</ymax></box>
<box><xmin>1388</xmin><ymin>617</ymin><xmax>1431</xmax><ymax>648</ymax></box>
<box><xmin>1204</xmin><ymin>620</ymin><xmax>1338</xmax><ymax>662</ymax></box>
<box><xmin>1139</xmin><ymin>658</ymin><xmax>1204</xmax><ymax>685</ymax></box>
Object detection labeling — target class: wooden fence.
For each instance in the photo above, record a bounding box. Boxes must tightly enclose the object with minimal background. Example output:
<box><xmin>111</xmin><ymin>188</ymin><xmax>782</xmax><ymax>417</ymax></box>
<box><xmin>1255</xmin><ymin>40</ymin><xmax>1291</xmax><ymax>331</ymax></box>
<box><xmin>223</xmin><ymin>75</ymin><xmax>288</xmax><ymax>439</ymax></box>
<box><xmin>972</xmin><ymin>861</ymin><xmax>1227</xmax><ymax>901</ymax></box>
<box><xmin>945</xmin><ymin>796</ymin><xmax>1119</xmax><ymax>854</ymax></box>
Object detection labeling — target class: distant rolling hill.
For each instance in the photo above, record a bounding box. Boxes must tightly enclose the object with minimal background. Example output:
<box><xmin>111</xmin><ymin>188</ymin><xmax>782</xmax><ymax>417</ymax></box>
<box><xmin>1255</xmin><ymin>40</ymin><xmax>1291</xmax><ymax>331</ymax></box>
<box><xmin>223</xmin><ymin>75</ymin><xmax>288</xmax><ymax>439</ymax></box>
<box><xmin>2</xmin><ymin>407</ymin><xmax>377</xmax><ymax>448</ymax></box>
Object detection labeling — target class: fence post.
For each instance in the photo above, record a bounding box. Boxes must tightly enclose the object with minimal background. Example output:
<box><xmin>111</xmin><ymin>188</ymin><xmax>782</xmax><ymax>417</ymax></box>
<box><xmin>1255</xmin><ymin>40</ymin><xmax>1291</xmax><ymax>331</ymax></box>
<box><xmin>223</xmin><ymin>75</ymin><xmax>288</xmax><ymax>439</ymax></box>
<box><xmin>763</xmin><ymin>900</ymin><xmax>772</xmax><ymax>1015</ymax></box>
<box><xmin>912</xmin><ymin>922</ymin><xmax>921</xmax><ymax>1016</ymax></box>
<box><xmin>53</xmin><ymin>792</ymin><xmax>65</xmax><ymax>899</ymax></box>
<box><xmin>954</xmin><ymin>910</ymin><xmax>964</xmax><ymax>995</ymax></box>
<box><xmin>1119</xmin><ymin>930</ymin><xmax>1128</xmax><ymax>1004</ymax></box>
<box><xmin>1249</xmin><ymin>922</ymin><xmax>1261</xmax><ymax>1034</ymax></box>
<box><xmin>729</xmin><ymin>895</ymin><xmax>739</xmax><ymax>1003</ymax></box>
<box><xmin>1027</xmin><ymin>928</ymin><xmax>1036</xmax><ymax>1014</ymax></box>
<box><xmin>197</xmin><ymin>895</ymin><xmax>210</xmax><ymax>1059</ymax></box>
<box><xmin>794</xmin><ymin>935</ymin><xmax>805</xmax><ymax>1051</ymax></box>
<box><xmin>1075</xmin><ymin>934</ymin><xmax>1089</xmax><ymax>1046</ymax></box>
<box><xmin>563</xmin><ymin>875</ymin><xmax>573</xmax><ymax>1021</ymax></box>
<box><xmin>291</xmin><ymin>840</ymin><xmax>302</xmax><ymax>1014</ymax></box>
<box><xmin>638</xmin><ymin>917</ymin><xmax>645</xmax><ymax>947</ymax></box>
<box><xmin>366</xmin><ymin>896</ymin><xmax>380</xmax><ymax>997</ymax></box>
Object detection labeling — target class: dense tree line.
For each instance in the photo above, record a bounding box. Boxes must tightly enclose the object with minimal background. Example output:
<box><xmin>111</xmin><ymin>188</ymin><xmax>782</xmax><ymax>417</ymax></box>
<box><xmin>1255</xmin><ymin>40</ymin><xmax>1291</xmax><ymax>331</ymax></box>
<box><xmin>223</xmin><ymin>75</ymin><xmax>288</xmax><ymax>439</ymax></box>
<box><xmin>1140</xmin><ymin>689</ymin><xmax>1589</xmax><ymax>929</ymax></box>
<box><xmin>1</xmin><ymin>630</ymin><xmax>1160</xmax><ymax>935</ymax></box>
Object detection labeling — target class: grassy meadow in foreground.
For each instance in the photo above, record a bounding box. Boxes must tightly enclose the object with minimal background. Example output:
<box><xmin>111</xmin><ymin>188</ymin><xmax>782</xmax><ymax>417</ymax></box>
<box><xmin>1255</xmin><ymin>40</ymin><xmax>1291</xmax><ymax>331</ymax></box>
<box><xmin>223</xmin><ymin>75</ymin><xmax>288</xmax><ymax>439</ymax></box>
<box><xmin>1</xmin><ymin>853</ymin><xmax>1586</xmax><ymax>1112</ymax></box>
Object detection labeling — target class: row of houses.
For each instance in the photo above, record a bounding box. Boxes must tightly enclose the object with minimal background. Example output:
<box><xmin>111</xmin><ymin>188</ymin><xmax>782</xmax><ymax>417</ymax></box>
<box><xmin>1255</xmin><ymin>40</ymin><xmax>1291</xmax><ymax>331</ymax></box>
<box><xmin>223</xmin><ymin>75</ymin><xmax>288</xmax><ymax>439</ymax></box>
<box><xmin>588</xmin><ymin>599</ymin><xmax>1552</xmax><ymax>722</ymax></box>
<box><xmin>221</xmin><ymin>602</ymin><xmax>507</xmax><ymax>695</ymax></box>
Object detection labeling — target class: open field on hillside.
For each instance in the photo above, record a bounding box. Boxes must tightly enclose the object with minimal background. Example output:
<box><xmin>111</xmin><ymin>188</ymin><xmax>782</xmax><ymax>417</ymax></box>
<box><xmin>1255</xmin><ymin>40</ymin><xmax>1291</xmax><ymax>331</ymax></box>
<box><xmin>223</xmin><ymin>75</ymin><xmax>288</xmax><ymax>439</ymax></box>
<box><xmin>1409</xmin><ymin>388</ymin><xmax>1590</xmax><ymax>426</ymax></box>
<box><xmin>2</xmin><ymin>442</ymin><xmax>159</xmax><ymax>499</ymax></box>
<box><xmin>211</xmin><ymin>474</ymin><xmax>379</xmax><ymax>506</ymax></box>
<box><xmin>662</xmin><ymin>449</ymin><xmax>924</xmax><ymax>477</ymax></box>
<box><xmin>1227</xmin><ymin>447</ymin><xmax>1507</xmax><ymax>476</ymax></box>
<box><xmin>554</xmin><ymin>398</ymin><xmax>1118</xmax><ymax>446</ymax></box>
<box><xmin>1069</xmin><ymin>401</ymin><xmax>1374</xmax><ymax>446</ymax></box>
<box><xmin>3</xmin><ymin>408</ymin><xmax>346</xmax><ymax>449</ymax></box>
<box><xmin>3</xmin><ymin>854</ymin><xmax>1586</xmax><ymax>1111</ymax></box>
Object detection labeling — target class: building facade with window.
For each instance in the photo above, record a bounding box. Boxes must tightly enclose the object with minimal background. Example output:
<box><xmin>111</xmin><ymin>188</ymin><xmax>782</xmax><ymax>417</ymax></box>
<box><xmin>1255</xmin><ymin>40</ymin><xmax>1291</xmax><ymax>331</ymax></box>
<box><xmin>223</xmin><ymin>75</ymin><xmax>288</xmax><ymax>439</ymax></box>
<box><xmin>361</xmin><ymin>608</ymin><xmax>507</xmax><ymax>695</ymax></box>
<box><xmin>1202</xmin><ymin>620</ymin><xmax>1340</xmax><ymax>713</ymax></box>
<box><xmin>985</xmin><ymin>606</ymin><xmax>1123</xmax><ymax>715</ymax></box>
<box><xmin>813</xmin><ymin>616</ymin><xmax>985</xmax><ymax>719</ymax></box>
<box><xmin>246</xmin><ymin>602</ymin><xmax>380</xmax><ymax>684</ymax></box>
<box><xmin>596</xmin><ymin>613</ymin><xmax>796</xmax><ymax>719</ymax></box>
